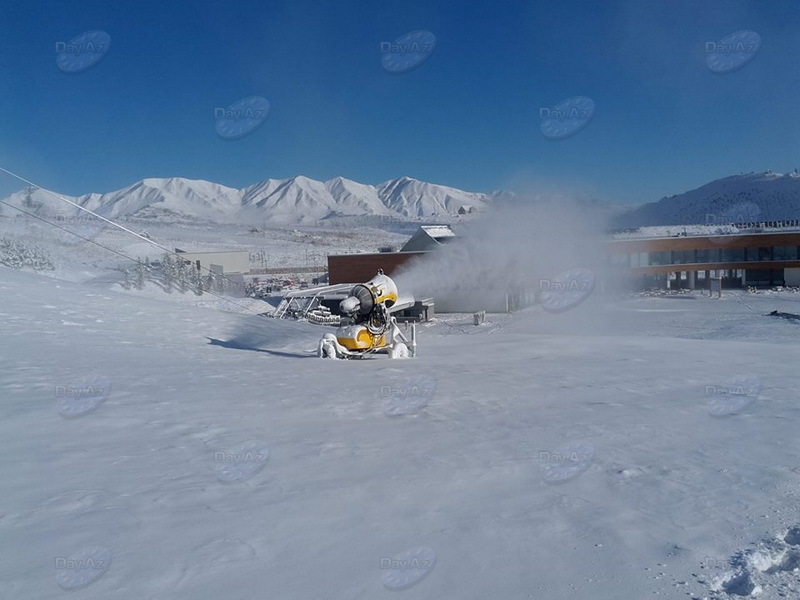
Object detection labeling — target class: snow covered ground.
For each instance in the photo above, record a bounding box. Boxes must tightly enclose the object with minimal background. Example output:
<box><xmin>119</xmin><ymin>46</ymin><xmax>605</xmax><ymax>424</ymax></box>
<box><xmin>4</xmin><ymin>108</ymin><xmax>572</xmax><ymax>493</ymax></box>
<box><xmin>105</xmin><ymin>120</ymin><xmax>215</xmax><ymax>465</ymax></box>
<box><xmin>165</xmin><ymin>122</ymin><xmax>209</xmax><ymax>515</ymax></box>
<box><xmin>0</xmin><ymin>214</ymin><xmax>413</xmax><ymax>284</ymax></box>
<box><xmin>2</xmin><ymin>263</ymin><xmax>800</xmax><ymax>599</ymax></box>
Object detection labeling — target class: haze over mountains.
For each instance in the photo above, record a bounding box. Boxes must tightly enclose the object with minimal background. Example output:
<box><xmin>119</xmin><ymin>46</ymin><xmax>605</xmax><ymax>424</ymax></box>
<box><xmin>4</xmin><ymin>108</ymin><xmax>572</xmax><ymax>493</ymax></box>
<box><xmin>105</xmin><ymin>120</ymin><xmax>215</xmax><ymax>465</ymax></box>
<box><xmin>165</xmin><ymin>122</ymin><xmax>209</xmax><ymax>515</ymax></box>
<box><xmin>2</xmin><ymin>170</ymin><xmax>800</xmax><ymax>228</ymax></box>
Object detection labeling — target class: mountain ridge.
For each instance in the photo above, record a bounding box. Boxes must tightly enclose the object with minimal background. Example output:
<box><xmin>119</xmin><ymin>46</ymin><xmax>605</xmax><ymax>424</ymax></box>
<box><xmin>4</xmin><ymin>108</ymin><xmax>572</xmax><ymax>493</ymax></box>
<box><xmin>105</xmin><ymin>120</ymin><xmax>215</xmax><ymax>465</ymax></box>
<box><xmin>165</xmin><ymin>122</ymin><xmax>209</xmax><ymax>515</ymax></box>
<box><xmin>613</xmin><ymin>170</ymin><xmax>800</xmax><ymax>228</ymax></box>
<box><xmin>4</xmin><ymin>170</ymin><xmax>800</xmax><ymax>228</ymax></box>
<box><xmin>0</xmin><ymin>175</ymin><xmax>491</xmax><ymax>226</ymax></box>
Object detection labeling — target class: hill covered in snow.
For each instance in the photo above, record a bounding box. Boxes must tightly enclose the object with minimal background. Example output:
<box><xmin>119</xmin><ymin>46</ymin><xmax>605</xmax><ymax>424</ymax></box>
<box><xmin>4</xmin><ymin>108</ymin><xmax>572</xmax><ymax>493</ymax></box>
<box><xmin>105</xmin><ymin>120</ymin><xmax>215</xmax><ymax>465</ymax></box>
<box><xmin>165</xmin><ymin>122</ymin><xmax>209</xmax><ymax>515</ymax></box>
<box><xmin>614</xmin><ymin>170</ymin><xmax>800</xmax><ymax>228</ymax></box>
<box><xmin>0</xmin><ymin>175</ymin><xmax>492</xmax><ymax>226</ymax></box>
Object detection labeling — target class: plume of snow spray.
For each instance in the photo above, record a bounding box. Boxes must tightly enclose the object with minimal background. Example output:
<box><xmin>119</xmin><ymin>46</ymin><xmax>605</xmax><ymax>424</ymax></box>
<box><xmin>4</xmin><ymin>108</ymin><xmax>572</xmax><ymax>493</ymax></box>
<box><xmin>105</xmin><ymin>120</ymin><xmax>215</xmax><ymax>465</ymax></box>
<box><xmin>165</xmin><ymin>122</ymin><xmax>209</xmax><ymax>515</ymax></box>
<box><xmin>393</xmin><ymin>194</ymin><xmax>611</xmax><ymax>313</ymax></box>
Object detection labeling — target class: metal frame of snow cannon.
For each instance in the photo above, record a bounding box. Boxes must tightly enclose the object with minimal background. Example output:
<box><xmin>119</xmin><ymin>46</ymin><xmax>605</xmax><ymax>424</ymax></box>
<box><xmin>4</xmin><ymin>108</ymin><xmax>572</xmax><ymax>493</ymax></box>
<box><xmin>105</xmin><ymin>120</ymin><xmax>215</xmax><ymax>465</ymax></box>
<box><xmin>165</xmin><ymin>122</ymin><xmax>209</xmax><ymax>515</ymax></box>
<box><xmin>317</xmin><ymin>270</ymin><xmax>416</xmax><ymax>359</ymax></box>
<box><xmin>317</xmin><ymin>319</ymin><xmax>414</xmax><ymax>359</ymax></box>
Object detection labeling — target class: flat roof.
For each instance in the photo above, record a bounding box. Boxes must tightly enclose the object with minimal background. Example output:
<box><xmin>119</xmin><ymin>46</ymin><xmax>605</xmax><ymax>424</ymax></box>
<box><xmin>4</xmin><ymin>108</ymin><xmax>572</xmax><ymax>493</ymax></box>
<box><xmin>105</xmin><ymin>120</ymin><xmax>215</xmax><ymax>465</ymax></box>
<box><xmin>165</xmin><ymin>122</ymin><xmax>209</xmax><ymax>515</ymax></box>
<box><xmin>328</xmin><ymin>250</ymin><xmax>427</xmax><ymax>258</ymax></box>
<box><xmin>608</xmin><ymin>230</ymin><xmax>800</xmax><ymax>247</ymax></box>
<box><xmin>419</xmin><ymin>225</ymin><xmax>456</xmax><ymax>238</ymax></box>
<box><xmin>610</xmin><ymin>228</ymin><xmax>800</xmax><ymax>243</ymax></box>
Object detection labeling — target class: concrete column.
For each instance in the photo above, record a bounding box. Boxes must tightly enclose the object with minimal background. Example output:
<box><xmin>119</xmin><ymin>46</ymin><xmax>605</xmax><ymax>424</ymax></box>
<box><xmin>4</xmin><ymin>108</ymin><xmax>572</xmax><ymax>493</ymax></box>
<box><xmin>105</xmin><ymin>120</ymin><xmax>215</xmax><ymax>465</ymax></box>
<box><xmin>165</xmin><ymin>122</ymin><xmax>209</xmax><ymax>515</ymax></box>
<box><xmin>687</xmin><ymin>271</ymin><xmax>696</xmax><ymax>290</ymax></box>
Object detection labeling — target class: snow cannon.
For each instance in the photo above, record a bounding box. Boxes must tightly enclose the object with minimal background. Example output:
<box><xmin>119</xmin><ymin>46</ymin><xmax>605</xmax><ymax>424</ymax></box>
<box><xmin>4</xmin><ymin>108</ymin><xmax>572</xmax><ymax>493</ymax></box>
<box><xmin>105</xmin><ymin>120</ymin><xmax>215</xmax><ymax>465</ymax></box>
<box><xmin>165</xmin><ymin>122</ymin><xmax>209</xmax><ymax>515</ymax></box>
<box><xmin>318</xmin><ymin>270</ymin><xmax>414</xmax><ymax>359</ymax></box>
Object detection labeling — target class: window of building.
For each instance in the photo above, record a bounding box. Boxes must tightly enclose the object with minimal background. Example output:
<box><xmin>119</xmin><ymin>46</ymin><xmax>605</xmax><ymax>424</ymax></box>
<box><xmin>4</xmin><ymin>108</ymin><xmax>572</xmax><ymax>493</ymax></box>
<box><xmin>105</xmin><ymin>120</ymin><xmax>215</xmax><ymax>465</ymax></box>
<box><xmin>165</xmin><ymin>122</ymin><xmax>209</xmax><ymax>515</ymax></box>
<box><xmin>774</xmin><ymin>246</ymin><xmax>798</xmax><ymax>260</ymax></box>
<box><xmin>649</xmin><ymin>251</ymin><xmax>670</xmax><ymax>265</ymax></box>
<box><xmin>671</xmin><ymin>250</ymin><xmax>696</xmax><ymax>264</ymax></box>
<box><xmin>721</xmin><ymin>248</ymin><xmax>744</xmax><ymax>262</ymax></box>
<box><xmin>610</xmin><ymin>253</ymin><xmax>628</xmax><ymax>266</ymax></box>
<box><xmin>696</xmin><ymin>248</ymin><xmax>720</xmax><ymax>263</ymax></box>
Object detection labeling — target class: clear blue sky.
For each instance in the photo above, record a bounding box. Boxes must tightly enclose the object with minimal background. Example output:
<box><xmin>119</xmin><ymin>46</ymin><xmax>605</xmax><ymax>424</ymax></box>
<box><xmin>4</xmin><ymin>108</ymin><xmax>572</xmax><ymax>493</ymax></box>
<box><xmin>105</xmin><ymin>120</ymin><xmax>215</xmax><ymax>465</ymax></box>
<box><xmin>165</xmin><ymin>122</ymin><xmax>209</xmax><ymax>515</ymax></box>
<box><xmin>1</xmin><ymin>0</ymin><xmax>798</xmax><ymax>204</ymax></box>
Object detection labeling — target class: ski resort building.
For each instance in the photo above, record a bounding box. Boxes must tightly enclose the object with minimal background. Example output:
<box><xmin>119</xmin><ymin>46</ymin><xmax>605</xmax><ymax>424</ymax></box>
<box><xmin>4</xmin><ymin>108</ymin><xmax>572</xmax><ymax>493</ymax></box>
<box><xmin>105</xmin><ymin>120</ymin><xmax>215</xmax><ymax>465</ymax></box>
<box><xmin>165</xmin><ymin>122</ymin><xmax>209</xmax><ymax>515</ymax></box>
<box><xmin>608</xmin><ymin>229</ymin><xmax>800</xmax><ymax>289</ymax></box>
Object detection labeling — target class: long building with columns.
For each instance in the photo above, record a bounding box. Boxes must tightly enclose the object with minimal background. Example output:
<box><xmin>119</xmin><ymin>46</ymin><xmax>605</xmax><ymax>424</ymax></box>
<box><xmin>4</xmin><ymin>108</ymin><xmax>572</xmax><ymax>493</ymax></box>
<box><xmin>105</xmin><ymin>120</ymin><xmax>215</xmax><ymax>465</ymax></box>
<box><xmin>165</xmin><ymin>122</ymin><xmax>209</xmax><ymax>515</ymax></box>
<box><xmin>607</xmin><ymin>230</ymin><xmax>800</xmax><ymax>290</ymax></box>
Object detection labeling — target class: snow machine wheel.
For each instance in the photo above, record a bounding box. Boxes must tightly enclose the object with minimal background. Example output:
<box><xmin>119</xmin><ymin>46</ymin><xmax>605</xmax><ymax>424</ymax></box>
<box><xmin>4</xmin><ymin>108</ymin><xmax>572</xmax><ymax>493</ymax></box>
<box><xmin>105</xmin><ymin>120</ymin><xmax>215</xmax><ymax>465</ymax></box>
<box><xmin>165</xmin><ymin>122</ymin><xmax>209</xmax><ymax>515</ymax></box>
<box><xmin>389</xmin><ymin>342</ymin><xmax>410</xmax><ymax>359</ymax></box>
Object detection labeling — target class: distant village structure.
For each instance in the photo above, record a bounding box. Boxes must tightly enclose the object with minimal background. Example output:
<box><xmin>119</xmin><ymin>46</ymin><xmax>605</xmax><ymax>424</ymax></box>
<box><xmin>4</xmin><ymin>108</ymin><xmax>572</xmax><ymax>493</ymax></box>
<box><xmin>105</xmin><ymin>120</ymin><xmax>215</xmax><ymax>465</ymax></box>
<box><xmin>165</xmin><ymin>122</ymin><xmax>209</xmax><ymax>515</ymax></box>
<box><xmin>174</xmin><ymin>249</ymin><xmax>250</xmax><ymax>276</ymax></box>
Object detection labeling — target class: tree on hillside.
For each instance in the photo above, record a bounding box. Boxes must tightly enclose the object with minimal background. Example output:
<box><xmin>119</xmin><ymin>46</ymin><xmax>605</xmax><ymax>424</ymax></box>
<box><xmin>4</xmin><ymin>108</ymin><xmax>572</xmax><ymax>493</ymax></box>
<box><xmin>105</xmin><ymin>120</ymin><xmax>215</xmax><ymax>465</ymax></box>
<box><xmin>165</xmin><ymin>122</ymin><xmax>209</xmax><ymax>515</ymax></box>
<box><xmin>134</xmin><ymin>259</ymin><xmax>146</xmax><ymax>290</ymax></box>
<box><xmin>161</xmin><ymin>253</ymin><xmax>174</xmax><ymax>292</ymax></box>
<box><xmin>0</xmin><ymin>237</ymin><xmax>55</xmax><ymax>271</ymax></box>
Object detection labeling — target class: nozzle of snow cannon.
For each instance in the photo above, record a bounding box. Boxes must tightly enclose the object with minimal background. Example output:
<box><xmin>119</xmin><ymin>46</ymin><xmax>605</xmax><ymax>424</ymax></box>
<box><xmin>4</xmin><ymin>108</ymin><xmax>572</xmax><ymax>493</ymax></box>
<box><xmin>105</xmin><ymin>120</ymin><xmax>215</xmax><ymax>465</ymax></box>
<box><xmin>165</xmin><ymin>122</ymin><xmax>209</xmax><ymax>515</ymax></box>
<box><xmin>340</xmin><ymin>296</ymin><xmax>360</xmax><ymax>314</ymax></box>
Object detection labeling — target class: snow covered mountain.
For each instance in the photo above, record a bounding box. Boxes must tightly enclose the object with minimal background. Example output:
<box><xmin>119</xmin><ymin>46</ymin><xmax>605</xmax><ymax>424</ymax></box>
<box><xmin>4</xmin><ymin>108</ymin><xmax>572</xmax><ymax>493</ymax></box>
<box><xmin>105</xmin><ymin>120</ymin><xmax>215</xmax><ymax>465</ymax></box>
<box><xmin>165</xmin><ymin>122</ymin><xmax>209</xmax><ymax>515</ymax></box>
<box><xmin>0</xmin><ymin>178</ymin><xmax>242</xmax><ymax>222</ymax></box>
<box><xmin>377</xmin><ymin>176</ymin><xmax>489</xmax><ymax>218</ymax></box>
<box><xmin>0</xmin><ymin>175</ymin><xmax>493</xmax><ymax>226</ymax></box>
<box><xmin>614</xmin><ymin>170</ymin><xmax>800</xmax><ymax>228</ymax></box>
<box><xmin>11</xmin><ymin>170</ymin><xmax>798</xmax><ymax>230</ymax></box>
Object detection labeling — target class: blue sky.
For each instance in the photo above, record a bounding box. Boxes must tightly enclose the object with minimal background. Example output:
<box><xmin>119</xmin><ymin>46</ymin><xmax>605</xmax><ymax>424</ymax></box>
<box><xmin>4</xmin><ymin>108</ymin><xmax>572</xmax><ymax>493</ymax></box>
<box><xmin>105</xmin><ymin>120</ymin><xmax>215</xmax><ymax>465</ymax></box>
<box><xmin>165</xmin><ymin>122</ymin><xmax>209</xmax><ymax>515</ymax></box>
<box><xmin>0</xmin><ymin>0</ymin><xmax>798</xmax><ymax>204</ymax></box>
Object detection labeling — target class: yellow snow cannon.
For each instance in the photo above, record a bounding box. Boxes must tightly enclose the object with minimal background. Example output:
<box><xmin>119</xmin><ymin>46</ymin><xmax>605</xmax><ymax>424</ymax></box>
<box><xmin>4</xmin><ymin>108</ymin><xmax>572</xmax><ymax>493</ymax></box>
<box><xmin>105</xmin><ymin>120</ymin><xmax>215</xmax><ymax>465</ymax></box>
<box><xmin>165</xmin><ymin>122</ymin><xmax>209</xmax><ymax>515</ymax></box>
<box><xmin>318</xmin><ymin>270</ymin><xmax>416</xmax><ymax>359</ymax></box>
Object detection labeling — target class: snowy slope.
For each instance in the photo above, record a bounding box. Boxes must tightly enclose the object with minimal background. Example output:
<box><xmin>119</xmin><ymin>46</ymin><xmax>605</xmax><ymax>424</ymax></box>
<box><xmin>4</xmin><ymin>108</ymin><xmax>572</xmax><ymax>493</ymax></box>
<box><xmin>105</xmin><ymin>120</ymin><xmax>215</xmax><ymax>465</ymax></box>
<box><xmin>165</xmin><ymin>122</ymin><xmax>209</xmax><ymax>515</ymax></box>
<box><xmin>377</xmin><ymin>176</ymin><xmax>490</xmax><ymax>218</ymax></box>
<box><xmin>240</xmin><ymin>176</ymin><xmax>337</xmax><ymax>224</ymax></box>
<box><xmin>89</xmin><ymin>178</ymin><xmax>243</xmax><ymax>221</ymax></box>
<box><xmin>0</xmin><ymin>186</ymin><xmax>80</xmax><ymax>217</ymax></box>
<box><xmin>240</xmin><ymin>176</ymin><xmax>400</xmax><ymax>224</ymax></box>
<box><xmin>1</xmin><ymin>179</ymin><xmax>242</xmax><ymax>222</ymax></box>
<box><xmin>1</xmin><ymin>176</ymin><xmax>493</xmax><ymax>226</ymax></box>
<box><xmin>325</xmin><ymin>177</ymin><xmax>398</xmax><ymax>218</ymax></box>
<box><xmin>3</xmin><ymin>265</ymin><xmax>800</xmax><ymax>599</ymax></box>
<box><xmin>615</xmin><ymin>170</ymin><xmax>800</xmax><ymax>227</ymax></box>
